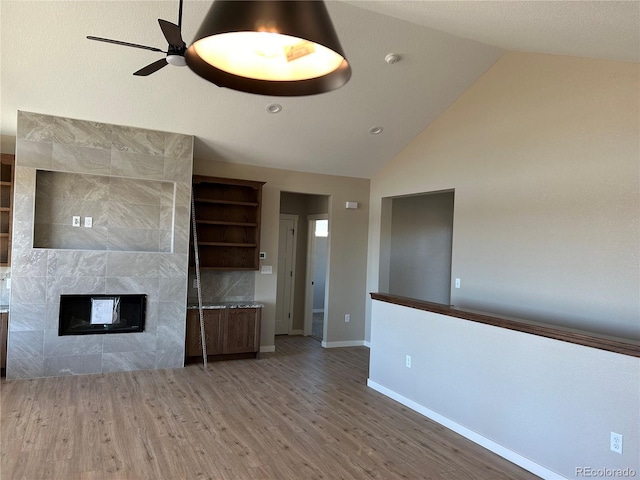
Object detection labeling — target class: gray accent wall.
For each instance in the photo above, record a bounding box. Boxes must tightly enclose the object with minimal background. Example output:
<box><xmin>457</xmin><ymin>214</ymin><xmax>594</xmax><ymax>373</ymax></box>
<box><xmin>387</xmin><ymin>191</ymin><xmax>454</xmax><ymax>305</ymax></box>
<box><xmin>7</xmin><ymin>111</ymin><xmax>193</xmax><ymax>379</ymax></box>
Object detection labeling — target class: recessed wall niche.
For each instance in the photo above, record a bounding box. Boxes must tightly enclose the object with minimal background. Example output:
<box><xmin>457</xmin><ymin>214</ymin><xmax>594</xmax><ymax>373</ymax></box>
<box><xmin>380</xmin><ymin>190</ymin><xmax>454</xmax><ymax>305</ymax></box>
<box><xmin>34</xmin><ymin>170</ymin><xmax>176</xmax><ymax>252</ymax></box>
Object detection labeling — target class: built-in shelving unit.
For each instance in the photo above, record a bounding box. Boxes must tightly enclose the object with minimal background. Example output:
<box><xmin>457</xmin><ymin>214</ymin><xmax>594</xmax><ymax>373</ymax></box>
<box><xmin>191</xmin><ymin>175</ymin><xmax>265</xmax><ymax>270</ymax></box>
<box><xmin>0</xmin><ymin>154</ymin><xmax>14</xmax><ymax>267</ymax></box>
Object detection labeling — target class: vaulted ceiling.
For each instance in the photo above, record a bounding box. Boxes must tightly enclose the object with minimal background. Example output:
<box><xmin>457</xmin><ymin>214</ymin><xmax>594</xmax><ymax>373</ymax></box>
<box><xmin>1</xmin><ymin>1</ymin><xmax>638</xmax><ymax>178</ymax></box>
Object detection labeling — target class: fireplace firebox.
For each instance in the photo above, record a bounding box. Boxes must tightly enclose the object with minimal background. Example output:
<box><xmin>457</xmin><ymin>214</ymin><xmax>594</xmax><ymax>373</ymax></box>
<box><xmin>58</xmin><ymin>294</ymin><xmax>146</xmax><ymax>336</ymax></box>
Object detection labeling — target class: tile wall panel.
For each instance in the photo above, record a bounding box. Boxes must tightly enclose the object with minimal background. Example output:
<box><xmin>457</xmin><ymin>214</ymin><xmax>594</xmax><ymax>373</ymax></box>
<box><xmin>7</xmin><ymin>110</ymin><xmax>193</xmax><ymax>378</ymax></box>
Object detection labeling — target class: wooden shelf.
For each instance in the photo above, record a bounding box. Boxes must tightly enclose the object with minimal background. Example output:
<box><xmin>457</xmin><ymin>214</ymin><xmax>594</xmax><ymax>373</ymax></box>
<box><xmin>195</xmin><ymin>220</ymin><xmax>258</xmax><ymax>227</ymax></box>
<box><xmin>0</xmin><ymin>154</ymin><xmax>13</xmax><ymax>267</ymax></box>
<box><xmin>194</xmin><ymin>198</ymin><xmax>259</xmax><ymax>207</ymax></box>
<box><xmin>197</xmin><ymin>242</ymin><xmax>257</xmax><ymax>248</ymax></box>
<box><xmin>190</xmin><ymin>176</ymin><xmax>265</xmax><ymax>270</ymax></box>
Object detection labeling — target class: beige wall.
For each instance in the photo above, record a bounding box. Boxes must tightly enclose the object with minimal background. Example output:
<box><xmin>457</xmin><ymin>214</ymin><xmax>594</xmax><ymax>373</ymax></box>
<box><xmin>193</xmin><ymin>159</ymin><xmax>370</xmax><ymax>348</ymax></box>
<box><xmin>369</xmin><ymin>300</ymin><xmax>640</xmax><ymax>479</ymax></box>
<box><xmin>367</xmin><ymin>52</ymin><xmax>640</xmax><ymax>341</ymax></box>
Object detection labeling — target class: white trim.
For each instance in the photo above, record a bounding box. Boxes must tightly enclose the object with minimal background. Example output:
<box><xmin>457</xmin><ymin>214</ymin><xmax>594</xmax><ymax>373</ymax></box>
<box><xmin>364</xmin><ymin>340</ymin><xmax>371</xmax><ymax>348</ymax></box>
<box><xmin>312</xmin><ymin>309</ymin><xmax>324</xmax><ymax>314</ymax></box>
<box><xmin>260</xmin><ymin>345</ymin><xmax>276</xmax><ymax>353</ymax></box>
<box><xmin>276</xmin><ymin>214</ymin><xmax>298</xmax><ymax>335</ymax></box>
<box><xmin>321</xmin><ymin>340</ymin><xmax>366</xmax><ymax>348</ymax></box>
<box><xmin>289</xmin><ymin>329</ymin><xmax>303</xmax><ymax>336</ymax></box>
<box><xmin>366</xmin><ymin>379</ymin><xmax>566</xmax><ymax>480</ymax></box>
<box><xmin>305</xmin><ymin>213</ymin><xmax>329</xmax><ymax>338</ymax></box>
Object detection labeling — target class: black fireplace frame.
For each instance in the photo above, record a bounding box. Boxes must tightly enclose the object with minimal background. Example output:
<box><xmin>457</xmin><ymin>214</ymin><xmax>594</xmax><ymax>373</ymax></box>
<box><xmin>58</xmin><ymin>294</ymin><xmax>146</xmax><ymax>336</ymax></box>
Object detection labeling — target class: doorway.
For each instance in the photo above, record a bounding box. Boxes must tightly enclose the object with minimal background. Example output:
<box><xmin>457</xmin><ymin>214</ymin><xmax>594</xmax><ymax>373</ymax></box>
<box><xmin>278</xmin><ymin>192</ymin><xmax>330</xmax><ymax>338</ymax></box>
<box><xmin>304</xmin><ymin>214</ymin><xmax>328</xmax><ymax>340</ymax></box>
<box><xmin>275</xmin><ymin>214</ymin><xmax>297</xmax><ymax>335</ymax></box>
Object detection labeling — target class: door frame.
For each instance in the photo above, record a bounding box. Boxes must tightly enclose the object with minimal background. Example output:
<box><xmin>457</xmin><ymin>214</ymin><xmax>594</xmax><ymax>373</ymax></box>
<box><xmin>304</xmin><ymin>214</ymin><xmax>329</xmax><ymax>337</ymax></box>
<box><xmin>276</xmin><ymin>214</ymin><xmax>298</xmax><ymax>335</ymax></box>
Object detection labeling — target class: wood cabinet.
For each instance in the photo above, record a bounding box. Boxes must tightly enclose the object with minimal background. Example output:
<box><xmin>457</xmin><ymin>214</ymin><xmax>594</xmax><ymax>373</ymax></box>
<box><xmin>1</xmin><ymin>312</ymin><xmax>7</xmax><ymax>375</ymax></box>
<box><xmin>185</xmin><ymin>307</ymin><xmax>261</xmax><ymax>363</ymax></box>
<box><xmin>191</xmin><ymin>176</ymin><xmax>265</xmax><ymax>270</ymax></box>
<box><xmin>223</xmin><ymin>308</ymin><xmax>261</xmax><ymax>355</ymax></box>
<box><xmin>185</xmin><ymin>308</ymin><xmax>224</xmax><ymax>357</ymax></box>
<box><xmin>0</xmin><ymin>154</ymin><xmax>14</xmax><ymax>267</ymax></box>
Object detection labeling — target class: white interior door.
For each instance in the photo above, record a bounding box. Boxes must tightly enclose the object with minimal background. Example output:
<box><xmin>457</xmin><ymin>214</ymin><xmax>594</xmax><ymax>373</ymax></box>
<box><xmin>275</xmin><ymin>214</ymin><xmax>297</xmax><ymax>335</ymax></box>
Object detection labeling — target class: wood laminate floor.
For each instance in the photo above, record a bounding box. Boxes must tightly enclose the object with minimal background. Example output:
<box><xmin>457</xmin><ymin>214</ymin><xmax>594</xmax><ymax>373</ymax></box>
<box><xmin>0</xmin><ymin>336</ymin><xmax>539</xmax><ymax>480</ymax></box>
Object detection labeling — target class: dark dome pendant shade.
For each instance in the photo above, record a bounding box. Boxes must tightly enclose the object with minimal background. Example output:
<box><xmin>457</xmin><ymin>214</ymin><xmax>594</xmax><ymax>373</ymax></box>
<box><xmin>185</xmin><ymin>0</ymin><xmax>351</xmax><ymax>96</ymax></box>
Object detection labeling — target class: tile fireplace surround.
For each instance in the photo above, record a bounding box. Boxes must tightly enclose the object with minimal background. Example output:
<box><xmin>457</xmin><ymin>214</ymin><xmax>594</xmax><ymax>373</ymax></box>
<box><xmin>6</xmin><ymin>111</ymin><xmax>193</xmax><ymax>379</ymax></box>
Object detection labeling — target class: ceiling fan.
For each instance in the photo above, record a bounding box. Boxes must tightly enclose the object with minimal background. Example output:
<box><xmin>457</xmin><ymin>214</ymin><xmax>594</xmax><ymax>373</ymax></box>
<box><xmin>87</xmin><ymin>0</ymin><xmax>186</xmax><ymax>76</ymax></box>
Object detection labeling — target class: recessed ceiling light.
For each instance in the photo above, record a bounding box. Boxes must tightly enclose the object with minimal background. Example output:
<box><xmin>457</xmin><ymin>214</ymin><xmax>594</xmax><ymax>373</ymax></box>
<box><xmin>369</xmin><ymin>126</ymin><xmax>383</xmax><ymax>135</ymax></box>
<box><xmin>266</xmin><ymin>103</ymin><xmax>283</xmax><ymax>114</ymax></box>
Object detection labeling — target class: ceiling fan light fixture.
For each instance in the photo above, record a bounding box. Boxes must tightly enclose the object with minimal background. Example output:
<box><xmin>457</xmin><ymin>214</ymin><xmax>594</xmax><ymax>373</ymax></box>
<box><xmin>167</xmin><ymin>55</ymin><xmax>187</xmax><ymax>67</ymax></box>
<box><xmin>185</xmin><ymin>0</ymin><xmax>351</xmax><ymax>96</ymax></box>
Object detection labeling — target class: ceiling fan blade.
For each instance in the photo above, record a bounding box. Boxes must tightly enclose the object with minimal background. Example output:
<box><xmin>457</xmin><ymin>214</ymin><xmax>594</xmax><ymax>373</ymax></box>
<box><xmin>87</xmin><ymin>36</ymin><xmax>165</xmax><ymax>53</ymax></box>
<box><xmin>158</xmin><ymin>19</ymin><xmax>185</xmax><ymax>48</ymax></box>
<box><xmin>133</xmin><ymin>58</ymin><xmax>169</xmax><ymax>76</ymax></box>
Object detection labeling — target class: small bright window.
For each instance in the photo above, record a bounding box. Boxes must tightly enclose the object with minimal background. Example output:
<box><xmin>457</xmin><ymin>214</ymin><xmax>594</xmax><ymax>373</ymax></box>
<box><xmin>315</xmin><ymin>219</ymin><xmax>328</xmax><ymax>237</ymax></box>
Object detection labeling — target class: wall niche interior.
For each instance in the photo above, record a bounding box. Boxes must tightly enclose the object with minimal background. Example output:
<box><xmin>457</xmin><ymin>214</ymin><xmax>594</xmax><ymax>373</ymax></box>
<box><xmin>34</xmin><ymin>170</ymin><xmax>176</xmax><ymax>252</ymax></box>
<box><xmin>380</xmin><ymin>190</ymin><xmax>454</xmax><ymax>305</ymax></box>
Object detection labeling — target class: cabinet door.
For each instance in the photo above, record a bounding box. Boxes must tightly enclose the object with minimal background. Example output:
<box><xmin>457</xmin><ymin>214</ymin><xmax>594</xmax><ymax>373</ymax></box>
<box><xmin>185</xmin><ymin>309</ymin><xmax>223</xmax><ymax>357</ymax></box>
<box><xmin>223</xmin><ymin>308</ymin><xmax>260</xmax><ymax>354</ymax></box>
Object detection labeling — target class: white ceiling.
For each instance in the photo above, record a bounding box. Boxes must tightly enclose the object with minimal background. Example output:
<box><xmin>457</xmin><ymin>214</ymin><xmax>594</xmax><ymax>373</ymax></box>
<box><xmin>1</xmin><ymin>1</ymin><xmax>638</xmax><ymax>179</ymax></box>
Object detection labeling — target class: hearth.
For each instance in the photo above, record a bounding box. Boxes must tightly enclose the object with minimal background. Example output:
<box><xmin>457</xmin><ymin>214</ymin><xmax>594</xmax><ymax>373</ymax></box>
<box><xmin>59</xmin><ymin>294</ymin><xmax>146</xmax><ymax>336</ymax></box>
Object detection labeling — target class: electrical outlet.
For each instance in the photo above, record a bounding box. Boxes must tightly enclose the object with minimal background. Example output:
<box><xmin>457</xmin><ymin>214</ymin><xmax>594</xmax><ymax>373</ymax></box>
<box><xmin>611</xmin><ymin>432</ymin><xmax>623</xmax><ymax>454</ymax></box>
<box><xmin>84</xmin><ymin>217</ymin><xmax>92</xmax><ymax>228</ymax></box>
<box><xmin>72</xmin><ymin>216</ymin><xmax>81</xmax><ymax>227</ymax></box>
<box><xmin>344</xmin><ymin>314</ymin><xmax>350</xmax><ymax>323</ymax></box>
<box><xmin>405</xmin><ymin>355</ymin><xmax>412</xmax><ymax>368</ymax></box>
<box><xmin>455</xmin><ymin>278</ymin><xmax>461</xmax><ymax>289</ymax></box>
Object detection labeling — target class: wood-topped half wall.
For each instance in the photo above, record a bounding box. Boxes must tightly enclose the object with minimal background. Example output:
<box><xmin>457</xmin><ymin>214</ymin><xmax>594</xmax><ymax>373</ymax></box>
<box><xmin>371</xmin><ymin>292</ymin><xmax>640</xmax><ymax>358</ymax></box>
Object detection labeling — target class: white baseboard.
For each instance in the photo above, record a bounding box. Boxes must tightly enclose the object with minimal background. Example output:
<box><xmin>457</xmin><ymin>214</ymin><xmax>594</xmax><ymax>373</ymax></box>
<box><xmin>289</xmin><ymin>330</ymin><xmax>303</xmax><ymax>335</ymax></box>
<box><xmin>364</xmin><ymin>340</ymin><xmax>371</xmax><ymax>348</ymax></box>
<box><xmin>260</xmin><ymin>345</ymin><xmax>275</xmax><ymax>353</ymax></box>
<box><xmin>321</xmin><ymin>340</ymin><xmax>365</xmax><ymax>348</ymax></box>
<box><xmin>366</xmin><ymin>379</ymin><xmax>565</xmax><ymax>480</ymax></box>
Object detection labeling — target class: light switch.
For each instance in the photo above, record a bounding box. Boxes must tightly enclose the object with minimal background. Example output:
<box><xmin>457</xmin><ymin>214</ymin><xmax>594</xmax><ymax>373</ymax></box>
<box><xmin>84</xmin><ymin>217</ymin><xmax>93</xmax><ymax>228</ymax></box>
<box><xmin>261</xmin><ymin>265</ymin><xmax>273</xmax><ymax>274</ymax></box>
<box><xmin>72</xmin><ymin>216</ymin><xmax>81</xmax><ymax>227</ymax></box>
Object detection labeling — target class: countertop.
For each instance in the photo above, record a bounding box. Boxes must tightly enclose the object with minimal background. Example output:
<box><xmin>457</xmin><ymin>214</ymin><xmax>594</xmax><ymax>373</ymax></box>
<box><xmin>187</xmin><ymin>302</ymin><xmax>263</xmax><ymax>310</ymax></box>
